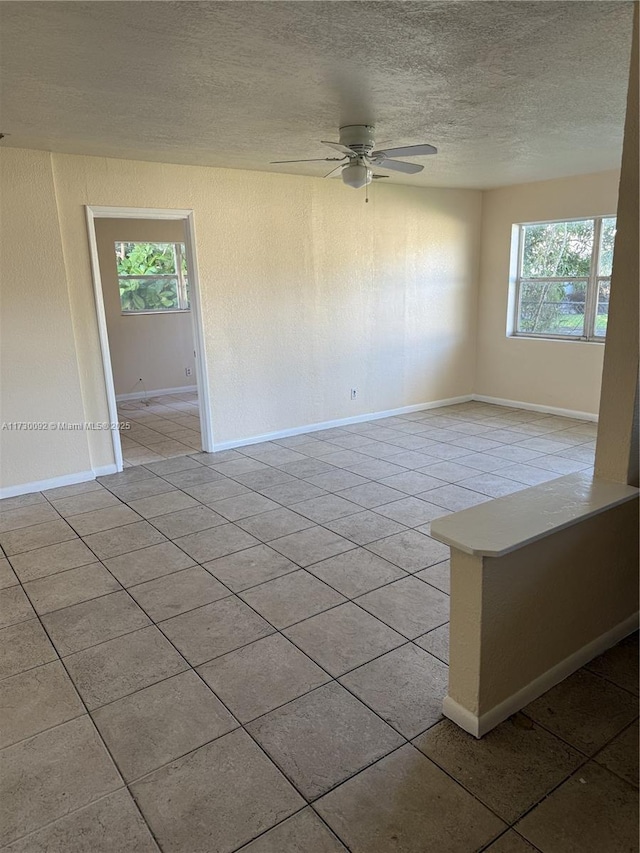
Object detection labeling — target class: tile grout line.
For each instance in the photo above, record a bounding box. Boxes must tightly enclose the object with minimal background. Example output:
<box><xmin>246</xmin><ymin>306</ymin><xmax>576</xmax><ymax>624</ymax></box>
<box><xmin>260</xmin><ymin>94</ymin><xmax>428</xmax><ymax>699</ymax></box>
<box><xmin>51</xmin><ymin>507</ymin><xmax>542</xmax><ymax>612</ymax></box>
<box><xmin>5</xmin><ymin>505</ymin><xmax>450</xmax><ymax>670</ymax></box>
<box><xmin>46</xmin><ymin>492</ymin><xmax>468</xmax><ymax>850</ymax></box>
<box><xmin>27</xmin><ymin>493</ymin><xmax>455</xmax><ymax>846</ymax></box>
<box><xmin>81</xmin><ymin>546</ymin><xmax>423</xmax><ymax>851</ymax></box>
<box><xmin>519</xmin><ymin>703</ymin><xmax>640</xmax><ymax>756</ymax></box>
<box><xmin>3</xmin><ymin>402</ymin><xmax>596</xmax><ymax>524</ymax></box>
<box><xmin>86</xmin><ymin>452</ymin><xmax>636</xmax><ymax>849</ymax></box>
<box><xmin>0</xmin><ymin>556</ymin><xmax>167</xmax><ymax>853</ymax></box>
<box><xmin>0</xmin><ymin>401</ymin><xmax>606</xmax><ymax>851</ymax></box>
<box><xmin>0</xmin><ymin>785</ymin><xmax>164</xmax><ymax>853</ymax></box>
<box><xmin>2</xmin><ymin>403</ymin><xmax>597</xmax><ymax>695</ymax></box>
<box><xmin>586</xmin><ymin>716</ymin><xmax>640</xmax><ymax>788</ymax></box>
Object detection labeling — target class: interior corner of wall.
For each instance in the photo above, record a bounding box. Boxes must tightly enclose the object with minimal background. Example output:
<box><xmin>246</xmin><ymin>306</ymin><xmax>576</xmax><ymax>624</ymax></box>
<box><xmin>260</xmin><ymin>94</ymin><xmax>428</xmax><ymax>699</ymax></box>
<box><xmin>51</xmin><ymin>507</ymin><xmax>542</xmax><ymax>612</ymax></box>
<box><xmin>468</xmin><ymin>192</ymin><xmax>487</xmax><ymax>396</ymax></box>
<box><xmin>50</xmin><ymin>154</ymin><xmax>112</xmax><ymax>467</ymax></box>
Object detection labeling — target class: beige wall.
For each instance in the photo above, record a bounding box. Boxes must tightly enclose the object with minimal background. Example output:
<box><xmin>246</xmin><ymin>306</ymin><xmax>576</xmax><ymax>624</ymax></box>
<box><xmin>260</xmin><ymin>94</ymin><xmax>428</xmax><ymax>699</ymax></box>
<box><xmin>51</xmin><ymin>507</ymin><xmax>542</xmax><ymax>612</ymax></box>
<box><xmin>447</xmin><ymin>498</ymin><xmax>639</xmax><ymax>727</ymax></box>
<box><xmin>95</xmin><ymin>218</ymin><xmax>196</xmax><ymax>397</ymax></box>
<box><xmin>0</xmin><ymin>149</ymin><xmax>91</xmax><ymax>487</ymax></box>
<box><xmin>2</xmin><ymin>146</ymin><xmax>625</xmax><ymax>492</ymax></box>
<box><xmin>442</xmin><ymin>13</ymin><xmax>639</xmax><ymax>737</ymax></box>
<box><xmin>1</xmin><ymin>147</ymin><xmax>482</xmax><ymax>487</ymax></box>
<box><xmin>475</xmin><ymin>170</ymin><xmax>620</xmax><ymax>416</ymax></box>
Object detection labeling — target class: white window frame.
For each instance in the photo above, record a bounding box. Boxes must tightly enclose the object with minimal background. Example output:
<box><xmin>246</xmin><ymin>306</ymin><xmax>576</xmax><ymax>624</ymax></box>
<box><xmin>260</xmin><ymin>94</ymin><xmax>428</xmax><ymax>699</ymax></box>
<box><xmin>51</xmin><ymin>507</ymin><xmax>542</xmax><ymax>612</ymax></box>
<box><xmin>512</xmin><ymin>215</ymin><xmax>614</xmax><ymax>343</ymax></box>
<box><xmin>116</xmin><ymin>241</ymin><xmax>191</xmax><ymax>315</ymax></box>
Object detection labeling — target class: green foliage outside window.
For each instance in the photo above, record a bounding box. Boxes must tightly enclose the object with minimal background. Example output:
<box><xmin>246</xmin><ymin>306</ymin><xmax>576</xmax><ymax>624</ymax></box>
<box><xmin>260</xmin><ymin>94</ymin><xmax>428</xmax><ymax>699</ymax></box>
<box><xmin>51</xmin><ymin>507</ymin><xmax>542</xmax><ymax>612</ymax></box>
<box><xmin>598</xmin><ymin>218</ymin><xmax>616</xmax><ymax>276</ymax></box>
<box><xmin>522</xmin><ymin>220</ymin><xmax>594</xmax><ymax>278</ymax></box>
<box><xmin>517</xmin><ymin>218</ymin><xmax>614</xmax><ymax>338</ymax></box>
<box><xmin>118</xmin><ymin>277</ymin><xmax>179</xmax><ymax>312</ymax></box>
<box><xmin>116</xmin><ymin>242</ymin><xmax>189</xmax><ymax>312</ymax></box>
<box><xmin>117</xmin><ymin>242</ymin><xmax>177</xmax><ymax>275</ymax></box>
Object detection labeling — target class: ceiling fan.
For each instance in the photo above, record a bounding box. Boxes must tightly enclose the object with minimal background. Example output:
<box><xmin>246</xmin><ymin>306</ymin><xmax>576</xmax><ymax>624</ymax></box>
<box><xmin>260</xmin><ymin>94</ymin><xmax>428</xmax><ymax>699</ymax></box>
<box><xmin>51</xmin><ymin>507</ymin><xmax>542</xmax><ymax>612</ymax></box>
<box><xmin>271</xmin><ymin>125</ymin><xmax>437</xmax><ymax>189</ymax></box>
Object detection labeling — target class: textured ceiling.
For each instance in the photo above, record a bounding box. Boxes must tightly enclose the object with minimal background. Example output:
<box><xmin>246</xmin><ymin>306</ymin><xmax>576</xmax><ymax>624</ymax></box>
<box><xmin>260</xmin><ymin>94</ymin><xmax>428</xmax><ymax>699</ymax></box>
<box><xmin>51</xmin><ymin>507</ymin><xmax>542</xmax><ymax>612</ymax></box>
<box><xmin>0</xmin><ymin>1</ymin><xmax>633</xmax><ymax>188</ymax></box>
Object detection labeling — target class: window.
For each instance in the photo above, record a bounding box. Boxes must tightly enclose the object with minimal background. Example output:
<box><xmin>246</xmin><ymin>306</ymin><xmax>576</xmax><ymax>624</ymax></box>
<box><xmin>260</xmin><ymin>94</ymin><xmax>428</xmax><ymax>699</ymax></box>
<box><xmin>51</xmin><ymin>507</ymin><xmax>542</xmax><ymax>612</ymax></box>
<box><xmin>513</xmin><ymin>216</ymin><xmax>615</xmax><ymax>341</ymax></box>
<box><xmin>115</xmin><ymin>242</ymin><xmax>190</xmax><ymax>313</ymax></box>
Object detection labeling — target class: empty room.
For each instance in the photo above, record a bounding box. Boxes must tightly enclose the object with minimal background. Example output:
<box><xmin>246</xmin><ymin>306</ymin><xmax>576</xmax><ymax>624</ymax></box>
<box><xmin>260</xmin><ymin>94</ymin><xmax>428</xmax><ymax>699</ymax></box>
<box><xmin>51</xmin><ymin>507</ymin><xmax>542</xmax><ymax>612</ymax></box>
<box><xmin>0</xmin><ymin>2</ymin><xmax>638</xmax><ymax>852</ymax></box>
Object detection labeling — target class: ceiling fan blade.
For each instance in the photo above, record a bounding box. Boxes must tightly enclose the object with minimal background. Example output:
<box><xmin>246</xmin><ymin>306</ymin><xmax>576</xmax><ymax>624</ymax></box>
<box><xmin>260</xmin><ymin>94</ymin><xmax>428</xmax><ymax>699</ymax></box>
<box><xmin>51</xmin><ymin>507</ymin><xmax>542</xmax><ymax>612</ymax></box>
<box><xmin>270</xmin><ymin>157</ymin><xmax>345</xmax><ymax>164</ymax></box>
<box><xmin>372</xmin><ymin>144</ymin><xmax>437</xmax><ymax>159</ymax></box>
<box><xmin>324</xmin><ymin>163</ymin><xmax>346</xmax><ymax>178</ymax></box>
<box><xmin>376</xmin><ymin>158</ymin><xmax>424</xmax><ymax>174</ymax></box>
<box><xmin>321</xmin><ymin>140</ymin><xmax>355</xmax><ymax>156</ymax></box>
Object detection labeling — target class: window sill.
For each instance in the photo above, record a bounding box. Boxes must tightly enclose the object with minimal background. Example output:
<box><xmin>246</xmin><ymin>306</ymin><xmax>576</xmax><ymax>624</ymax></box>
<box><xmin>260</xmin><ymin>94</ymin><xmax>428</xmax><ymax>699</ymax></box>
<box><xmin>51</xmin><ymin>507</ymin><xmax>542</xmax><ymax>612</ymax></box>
<box><xmin>121</xmin><ymin>310</ymin><xmax>191</xmax><ymax>316</ymax></box>
<box><xmin>509</xmin><ymin>333</ymin><xmax>605</xmax><ymax>344</ymax></box>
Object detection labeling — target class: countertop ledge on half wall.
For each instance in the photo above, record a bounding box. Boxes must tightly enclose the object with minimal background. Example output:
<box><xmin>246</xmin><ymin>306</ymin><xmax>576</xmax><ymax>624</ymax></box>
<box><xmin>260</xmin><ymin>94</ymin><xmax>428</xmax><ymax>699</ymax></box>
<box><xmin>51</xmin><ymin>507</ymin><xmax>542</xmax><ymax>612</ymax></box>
<box><xmin>430</xmin><ymin>472</ymin><xmax>639</xmax><ymax>558</ymax></box>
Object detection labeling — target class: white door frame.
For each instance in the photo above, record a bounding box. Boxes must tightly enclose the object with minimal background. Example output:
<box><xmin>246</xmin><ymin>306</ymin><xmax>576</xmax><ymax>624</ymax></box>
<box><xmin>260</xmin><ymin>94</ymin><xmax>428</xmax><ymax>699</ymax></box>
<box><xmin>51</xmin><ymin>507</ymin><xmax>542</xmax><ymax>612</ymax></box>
<box><xmin>85</xmin><ymin>205</ymin><xmax>214</xmax><ymax>470</ymax></box>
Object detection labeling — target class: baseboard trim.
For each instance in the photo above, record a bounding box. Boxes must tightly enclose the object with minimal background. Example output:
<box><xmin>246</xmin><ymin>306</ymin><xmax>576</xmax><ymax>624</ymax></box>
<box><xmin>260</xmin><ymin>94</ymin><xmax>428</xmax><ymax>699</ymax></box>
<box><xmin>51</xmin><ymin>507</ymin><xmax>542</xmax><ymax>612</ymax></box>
<box><xmin>1</xmin><ymin>396</ymin><xmax>474</xmax><ymax>496</ymax></box>
<box><xmin>0</xmin><ymin>464</ymin><xmax>119</xmax><ymax>498</ymax></box>
<box><xmin>444</xmin><ymin>611</ymin><xmax>639</xmax><ymax>738</ymax></box>
<box><xmin>1</xmin><ymin>391</ymin><xmax>598</xmax><ymax>497</ymax></box>
<box><xmin>442</xmin><ymin>697</ymin><xmax>483</xmax><ymax>738</ymax></box>
<box><xmin>0</xmin><ymin>471</ymin><xmax>95</xmax><ymax>499</ymax></box>
<box><xmin>116</xmin><ymin>385</ymin><xmax>197</xmax><ymax>402</ymax></box>
<box><xmin>472</xmin><ymin>394</ymin><xmax>598</xmax><ymax>423</ymax></box>
<box><xmin>92</xmin><ymin>464</ymin><xmax>119</xmax><ymax>478</ymax></box>
<box><xmin>212</xmin><ymin>395</ymin><xmax>475</xmax><ymax>451</ymax></box>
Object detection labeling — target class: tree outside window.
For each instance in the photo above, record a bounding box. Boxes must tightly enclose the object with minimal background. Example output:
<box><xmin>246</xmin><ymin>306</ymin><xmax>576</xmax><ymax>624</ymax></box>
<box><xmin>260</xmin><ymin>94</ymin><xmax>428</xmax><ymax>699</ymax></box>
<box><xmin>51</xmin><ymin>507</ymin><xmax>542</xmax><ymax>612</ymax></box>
<box><xmin>514</xmin><ymin>216</ymin><xmax>615</xmax><ymax>341</ymax></box>
<box><xmin>115</xmin><ymin>242</ymin><xmax>190</xmax><ymax>313</ymax></box>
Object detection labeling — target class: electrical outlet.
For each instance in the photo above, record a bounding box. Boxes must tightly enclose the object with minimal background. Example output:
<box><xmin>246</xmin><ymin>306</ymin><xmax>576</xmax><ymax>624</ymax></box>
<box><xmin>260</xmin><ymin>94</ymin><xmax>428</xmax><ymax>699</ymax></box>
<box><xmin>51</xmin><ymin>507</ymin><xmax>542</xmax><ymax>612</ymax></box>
<box><xmin>185</xmin><ymin>368</ymin><xmax>192</xmax><ymax>377</ymax></box>
<box><xmin>350</xmin><ymin>388</ymin><xmax>358</xmax><ymax>400</ymax></box>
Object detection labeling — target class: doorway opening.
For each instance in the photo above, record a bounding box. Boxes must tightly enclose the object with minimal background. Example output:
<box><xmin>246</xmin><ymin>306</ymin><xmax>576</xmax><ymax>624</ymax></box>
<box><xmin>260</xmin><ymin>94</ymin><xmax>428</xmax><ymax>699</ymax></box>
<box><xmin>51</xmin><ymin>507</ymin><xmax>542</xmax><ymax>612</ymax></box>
<box><xmin>86</xmin><ymin>207</ymin><xmax>213</xmax><ymax>471</ymax></box>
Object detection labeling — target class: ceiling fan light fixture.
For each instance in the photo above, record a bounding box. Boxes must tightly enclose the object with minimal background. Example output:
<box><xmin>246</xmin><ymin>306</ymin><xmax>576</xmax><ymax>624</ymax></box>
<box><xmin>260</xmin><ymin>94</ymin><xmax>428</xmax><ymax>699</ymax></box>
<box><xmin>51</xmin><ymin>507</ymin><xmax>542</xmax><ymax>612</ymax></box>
<box><xmin>341</xmin><ymin>162</ymin><xmax>372</xmax><ymax>189</ymax></box>
<box><xmin>271</xmin><ymin>125</ymin><xmax>437</xmax><ymax>192</ymax></box>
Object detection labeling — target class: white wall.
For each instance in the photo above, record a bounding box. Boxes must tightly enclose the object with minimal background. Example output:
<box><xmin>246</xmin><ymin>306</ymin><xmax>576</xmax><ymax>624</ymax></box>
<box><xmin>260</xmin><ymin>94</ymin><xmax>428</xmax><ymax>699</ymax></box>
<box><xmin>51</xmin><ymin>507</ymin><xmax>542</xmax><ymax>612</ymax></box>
<box><xmin>475</xmin><ymin>170</ymin><xmax>620</xmax><ymax>416</ymax></box>
<box><xmin>0</xmin><ymin>147</ymin><xmax>482</xmax><ymax>488</ymax></box>
<box><xmin>0</xmin><ymin>149</ymin><xmax>92</xmax><ymax>488</ymax></box>
<box><xmin>95</xmin><ymin>218</ymin><xmax>196</xmax><ymax>397</ymax></box>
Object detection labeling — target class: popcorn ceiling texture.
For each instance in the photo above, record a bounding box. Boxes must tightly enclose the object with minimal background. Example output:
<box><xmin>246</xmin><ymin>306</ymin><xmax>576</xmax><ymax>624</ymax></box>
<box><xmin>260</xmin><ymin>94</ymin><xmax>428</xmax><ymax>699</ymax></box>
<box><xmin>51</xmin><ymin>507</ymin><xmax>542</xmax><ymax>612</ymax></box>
<box><xmin>0</xmin><ymin>1</ymin><xmax>632</xmax><ymax>188</ymax></box>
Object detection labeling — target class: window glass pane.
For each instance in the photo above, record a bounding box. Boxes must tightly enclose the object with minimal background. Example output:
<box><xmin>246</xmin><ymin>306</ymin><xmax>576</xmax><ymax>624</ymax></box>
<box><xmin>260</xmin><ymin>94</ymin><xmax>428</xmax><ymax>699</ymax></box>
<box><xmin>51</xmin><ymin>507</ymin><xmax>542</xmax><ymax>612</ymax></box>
<box><xmin>119</xmin><ymin>276</ymin><xmax>180</xmax><ymax>312</ymax></box>
<box><xmin>184</xmin><ymin>276</ymin><xmax>191</xmax><ymax>309</ymax></box>
<box><xmin>598</xmin><ymin>218</ymin><xmax>616</xmax><ymax>276</ymax></box>
<box><xmin>518</xmin><ymin>281</ymin><xmax>586</xmax><ymax>336</ymax></box>
<box><xmin>115</xmin><ymin>242</ymin><xmax>181</xmax><ymax>275</ymax></box>
<box><xmin>594</xmin><ymin>279</ymin><xmax>610</xmax><ymax>337</ymax></box>
<box><xmin>522</xmin><ymin>221</ymin><xmax>594</xmax><ymax>278</ymax></box>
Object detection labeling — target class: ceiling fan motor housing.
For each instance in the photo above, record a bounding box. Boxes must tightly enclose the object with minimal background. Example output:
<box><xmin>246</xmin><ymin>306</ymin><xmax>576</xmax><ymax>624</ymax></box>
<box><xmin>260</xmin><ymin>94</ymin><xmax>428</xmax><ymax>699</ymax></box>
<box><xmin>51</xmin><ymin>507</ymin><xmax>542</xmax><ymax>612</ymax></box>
<box><xmin>339</xmin><ymin>124</ymin><xmax>375</xmax><ymax>156</ymax></box>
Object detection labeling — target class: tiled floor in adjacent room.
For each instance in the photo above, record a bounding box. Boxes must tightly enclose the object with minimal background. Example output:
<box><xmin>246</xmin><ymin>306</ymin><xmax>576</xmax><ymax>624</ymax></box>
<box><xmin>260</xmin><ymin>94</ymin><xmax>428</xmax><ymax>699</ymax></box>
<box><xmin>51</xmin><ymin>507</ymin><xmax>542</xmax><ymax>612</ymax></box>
<box><xmin>118</xmin><ymin>391</ymin><xmax>201</xmax><ymax>465</ymax></box>
<box><xmin>1</xmin><ymin>401</ymin><xmax>637</xmax><ymax>852</ymax></box>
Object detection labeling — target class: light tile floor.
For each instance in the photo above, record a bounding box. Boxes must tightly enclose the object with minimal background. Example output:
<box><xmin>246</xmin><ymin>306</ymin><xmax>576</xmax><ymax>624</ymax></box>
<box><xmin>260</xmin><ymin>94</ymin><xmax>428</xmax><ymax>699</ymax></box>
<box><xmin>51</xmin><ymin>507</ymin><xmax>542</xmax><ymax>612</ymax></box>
<box><xmin>118</xmin><ymin>391</ymin><xmax>201</xmax><ymax>465</ymax></box>
<box><xmin>1</xmin><ymin>401</ymin><xmax>638</xmax><ymax>851</ymax></box>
